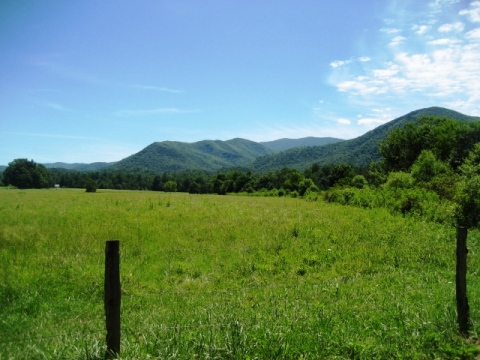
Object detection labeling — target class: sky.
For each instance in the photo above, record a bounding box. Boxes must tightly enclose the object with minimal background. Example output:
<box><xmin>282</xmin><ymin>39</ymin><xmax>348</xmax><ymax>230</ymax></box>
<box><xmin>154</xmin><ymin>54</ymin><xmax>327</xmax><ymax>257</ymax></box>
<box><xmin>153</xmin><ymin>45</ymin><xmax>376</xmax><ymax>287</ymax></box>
<box><xmin>1</xmin><ymin>0</ymin><xmax>479</xmax><ymax>165</ymax></box>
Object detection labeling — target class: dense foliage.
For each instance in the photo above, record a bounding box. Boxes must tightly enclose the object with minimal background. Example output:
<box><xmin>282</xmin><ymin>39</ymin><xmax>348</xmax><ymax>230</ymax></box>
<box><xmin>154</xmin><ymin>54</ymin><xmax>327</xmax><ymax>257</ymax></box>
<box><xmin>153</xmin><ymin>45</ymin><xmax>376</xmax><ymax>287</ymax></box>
<box><xmin>325</xmin><ymin>116</ymin><xmax>480</xmax><ymax>228</ymax></box>
<box><xmin>44</xmin><ymin>163</ymin><xmax>357</xmax><ymax>196</ymax></box>
<box><xmin>379</xmin><ymin>116</ymin><xmax>480</xmax><ymax>172</ymax></box>
<box><xmin>2</xmin><ymin>158</ymin><xmax>52</xmax><ymax>189</ymax></box>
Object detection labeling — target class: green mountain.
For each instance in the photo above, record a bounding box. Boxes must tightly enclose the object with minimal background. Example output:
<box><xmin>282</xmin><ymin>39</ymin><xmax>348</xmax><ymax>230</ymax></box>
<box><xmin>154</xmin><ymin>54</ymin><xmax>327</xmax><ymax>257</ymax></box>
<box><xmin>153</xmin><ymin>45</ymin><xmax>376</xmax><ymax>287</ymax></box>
<box><xmin>108</xmin><ymin>138</ymin><xmax>274</xmax><ymax>173</ymax></box>
<box><xmin>44</xmin><ymin>162</ymin><xmax>115</xmax><ymax>171</ymax></box>
<box><xmin>250</xmin><ymin>107</ymin><xmax>480</xmax><ymax>172</ymax></box>
<box><xmin>5</xmin><ymin>107</ymin><xmax>477</xmax><ymax>174</ymax></box>
<box><xmin>260</xmin><ymin>137</ymin><xmax>344</xmax><ymax>152</ymax></box>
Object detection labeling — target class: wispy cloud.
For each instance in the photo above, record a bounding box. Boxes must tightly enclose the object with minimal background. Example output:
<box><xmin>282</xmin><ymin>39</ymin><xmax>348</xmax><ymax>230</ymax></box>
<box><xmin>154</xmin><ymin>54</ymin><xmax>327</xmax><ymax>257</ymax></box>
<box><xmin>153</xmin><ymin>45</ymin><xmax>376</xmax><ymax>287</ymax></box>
<box><xmin>132</xmin><ymin>85</ymin><xmax>184</xmax><ymax>93</ymax></box>
<box><xmin>40</xmin><ymin>101</ymin><xmax>71</xmax><ymax>112</ymax></box>
<box><xmin>438</xmin><ymin>21</ymin><xmax>465</xmax><ymax>32</ymax></box>
<box><xmin>389</xmin><ymin>35</ymin><xmax>406</xmax><ymax>46</ymax></box>
<box><xmin>336</xmin><ymin>118</ymin><xmax>352</xmax><ymax>125</ymax></box>
<box><xmin>329</xmin><ymin>0</ymin><xmax>480</xmax><ymax>117</ymax></box>
<box><xmin>330</xmin><ymin>56</ymin><xmax>371</xmax><ymax>68</ymax></box>
<box><xmin>2</xmin><ymin>132</ymin><xmax>100</xmax><ymax>140</ymax></box>
<box><xmin>381</xmin><ymin>27</ymin><xmax>401</xmax><ymax>34</ymax></box>
<box><xmin>459</xmin><ymin>1</ymin><xmax>480</xmax><ymax>22</ymax></box>
<box><xmin>412</xmin><ymin>24</ymin><xmax>429</xmax><ymax>34</ymax></box>
<box><xmin>116</xmin><ymin>108</ymin><xmax>201</xmax><ymax>117</ymax></box>
<box><xmin>356</xmin><ymin>108</ymin><xmax>394</xmax><ymax>127</ymax></box>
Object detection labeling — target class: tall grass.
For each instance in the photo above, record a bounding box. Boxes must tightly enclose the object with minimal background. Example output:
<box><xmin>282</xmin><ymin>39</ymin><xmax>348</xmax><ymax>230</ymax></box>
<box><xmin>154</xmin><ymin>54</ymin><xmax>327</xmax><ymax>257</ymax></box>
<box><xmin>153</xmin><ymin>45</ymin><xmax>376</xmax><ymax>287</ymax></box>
<box><xmin>1</xmin><ymin>188</ymin><xmax>479</xmax><ymax>359</ymax></box>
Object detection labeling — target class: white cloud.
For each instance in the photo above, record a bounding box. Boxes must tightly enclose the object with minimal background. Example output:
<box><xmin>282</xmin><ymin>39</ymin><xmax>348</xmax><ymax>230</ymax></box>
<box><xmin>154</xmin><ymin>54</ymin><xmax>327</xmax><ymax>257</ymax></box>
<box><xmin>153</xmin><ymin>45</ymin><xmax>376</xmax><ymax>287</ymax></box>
<box><xmin>381</xmin><ymin>27</ymin><xmax>401</xmax><ymax>34</ymax></box>
<box><xmin>329</xmin><ymin>0</ymin><xmax>480</xmax><ymax>117</ymax></box>
<box><xmin>438</xmin><ymin>22</ymin><xmax>465</xmax><ymax>32</ymax></box>
<box><xmin>412</xmin><ymin>25</ymin><xmax>429</xmax><ymax>34</ymax></box>
<box><xmin>330</xmin><ymin>60</ymin><xmax>349</xmax><ymax>68</ymax></box>
<box><xmin>358</xmin><ymin>56</ymin><xmax>371</xmax><ymax>62</ymax></box>
<box><xmin>330</xmin><ymin>56</ymin><xmax>371</xmax><ymax>68</ymax></box>
<box><xmin>428</xmin><ymin>38</ymin><xmax>460</xmax><ymax>45</ymax></box>
<box><xmin>356</xmin><ymin>109</ymin><xmax>393</xmax><ymax>128</ymax></box>
<box><xmin>373</xmin><ymin>67</ymin><xmax>400</xmax><ymax>78</ymax></box>
<box><xmin>336</xmin><ymin>118</ymin><xmax>352</xmax><ymax>125</ymax></box>
<box><xmin>465</xmin><ymin>27</ymin><xmax>480</xmax><ymax>40</ymax></box>
<box><xmin>459</xmin><ymin>1</ymin><xmax>480</xmax><ymax>22</ymax></box>
<box><xmin>430</xmin><ymin>0</ymin><xmax>461</xmax><ymax>11</ymax></box>
<box><xmin>389</xmin><ymin>36</ymin><xmax>406</xmax><ymax>46</ymax></box>
<box><xmin>116</xmin><ymin>108</ymin><xmax>200</xmax><ymax>117</ymax></box>
<box><xmin>133</xmin><ymin>85</ymin><xmax>184</xmax><ymax>93</ymax></box>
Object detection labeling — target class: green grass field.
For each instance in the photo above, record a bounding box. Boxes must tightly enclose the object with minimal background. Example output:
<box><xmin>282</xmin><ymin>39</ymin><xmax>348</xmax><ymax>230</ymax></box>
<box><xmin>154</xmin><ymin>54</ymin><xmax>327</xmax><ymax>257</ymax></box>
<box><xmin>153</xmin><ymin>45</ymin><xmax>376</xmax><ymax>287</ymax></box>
<box><xmin>1</xmin><ymin>188</ymin><xmax>479</xmax><ymax>359</ymax></box>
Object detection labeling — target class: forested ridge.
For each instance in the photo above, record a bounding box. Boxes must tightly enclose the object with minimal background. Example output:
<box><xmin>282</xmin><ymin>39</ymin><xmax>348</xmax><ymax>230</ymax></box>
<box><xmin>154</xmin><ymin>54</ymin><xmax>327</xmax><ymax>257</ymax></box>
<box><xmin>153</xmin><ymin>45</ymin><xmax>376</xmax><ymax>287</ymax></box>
<box><xmin>3</xmin><ymin>107</ymin><xmax>480</xmax><ymax>227</ymax></box>
<box><xmin>36</xmin><ymin>106</ymin><xmax>480</xmax><ymax>174</ymax></box>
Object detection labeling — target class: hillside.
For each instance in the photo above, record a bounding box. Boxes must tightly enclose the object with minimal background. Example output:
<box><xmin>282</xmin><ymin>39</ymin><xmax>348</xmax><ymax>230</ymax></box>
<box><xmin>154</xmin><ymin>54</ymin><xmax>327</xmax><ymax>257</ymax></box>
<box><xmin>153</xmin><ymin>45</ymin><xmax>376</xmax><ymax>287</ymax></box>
<box><xmin>108</xmin><ymin>138</ymin><xmax>274</xmax><ymax>173</ymax></box>
<box><xmin>260</xmin><ymin>137</ymin><xmax>344</xmax><ymax>152</ymax></box>
<box><xmin>250</xmin><ymin>107</ymin><xmax>480</xmax><ymax>172</ymax></box>
<box><xmin>4</xmin><ymin>107</ymin><xmax>478</xmax><ymax>174</ymax></box>
<box><xmin>43</xmin><ymin>162</ymin><xmax>115</xmax><ymax>171</ymax></box>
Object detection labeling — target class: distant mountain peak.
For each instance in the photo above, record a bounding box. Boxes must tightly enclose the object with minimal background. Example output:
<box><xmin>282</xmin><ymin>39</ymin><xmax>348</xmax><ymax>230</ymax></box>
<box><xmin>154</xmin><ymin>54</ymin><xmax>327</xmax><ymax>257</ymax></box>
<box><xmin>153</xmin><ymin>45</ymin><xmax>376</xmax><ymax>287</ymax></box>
<box><xmin>20</xmin><ymin>107</ymin><xmax>479</xmax><ymax>173</ymax></box>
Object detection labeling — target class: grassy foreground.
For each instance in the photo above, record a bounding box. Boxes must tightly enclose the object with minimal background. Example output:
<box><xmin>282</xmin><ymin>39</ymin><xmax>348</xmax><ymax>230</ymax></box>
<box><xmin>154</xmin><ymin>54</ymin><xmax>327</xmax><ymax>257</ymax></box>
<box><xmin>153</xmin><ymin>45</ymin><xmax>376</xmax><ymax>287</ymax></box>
<box><xmin>1</xmin><ymin>188</ymin><xmax>479</xmax><ymax>359</ymax></box>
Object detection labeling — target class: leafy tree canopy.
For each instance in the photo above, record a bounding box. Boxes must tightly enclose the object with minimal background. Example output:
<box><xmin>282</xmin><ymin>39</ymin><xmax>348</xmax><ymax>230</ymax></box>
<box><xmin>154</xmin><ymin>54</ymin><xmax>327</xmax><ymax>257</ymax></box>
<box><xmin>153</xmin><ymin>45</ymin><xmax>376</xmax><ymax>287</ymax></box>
<box><xmin>379</xmin><ymin>116</ymin><xmax>480</xmax><ymax>173</ymax></box>
<box><xmin>2</xmin><ymin>158</ymin><xmax>52</xmax><ymax>189</ymax></box>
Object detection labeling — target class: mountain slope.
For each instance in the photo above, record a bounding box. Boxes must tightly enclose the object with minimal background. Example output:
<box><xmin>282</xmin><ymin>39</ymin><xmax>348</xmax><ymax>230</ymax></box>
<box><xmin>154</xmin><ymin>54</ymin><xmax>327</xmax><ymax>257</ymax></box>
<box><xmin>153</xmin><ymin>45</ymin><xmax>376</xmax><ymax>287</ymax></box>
<box><xmin>260</xmin><ymin>137</ymin><xmax>344</xmax><ymax>152</ymax></box>
<box><xmin>108</xmin><ymin>138</ymin><xmax>274</xmax><ymax>173</ymax></box>
<box><xmin>250</xmin><ymin>107</ymin><xmax>480</xmax><ymax>172</ymax></box>
<box><xmin>43</xmin><ymin>162</ymin><xmax>115</xmax><ymax>171</ymax></box>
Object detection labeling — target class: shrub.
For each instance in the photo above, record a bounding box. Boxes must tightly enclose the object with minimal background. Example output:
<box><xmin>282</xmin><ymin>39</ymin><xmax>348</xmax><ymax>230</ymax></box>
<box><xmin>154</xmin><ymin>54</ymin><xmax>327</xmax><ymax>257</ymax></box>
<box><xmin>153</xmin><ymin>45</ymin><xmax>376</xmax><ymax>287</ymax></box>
<box><xmin>383</xmin><ymin>172</ymin><xmax>414</xmax><ymax>190</ymax></box>
<box><xmin>351</xmin><ymin>175</ymin><xmax>368</xmax><ymax>189</ymax></box>
<box><xmin>85</xmin><ymin>179</ymin><xmax>97</xmax><ymax>193</ymax></box>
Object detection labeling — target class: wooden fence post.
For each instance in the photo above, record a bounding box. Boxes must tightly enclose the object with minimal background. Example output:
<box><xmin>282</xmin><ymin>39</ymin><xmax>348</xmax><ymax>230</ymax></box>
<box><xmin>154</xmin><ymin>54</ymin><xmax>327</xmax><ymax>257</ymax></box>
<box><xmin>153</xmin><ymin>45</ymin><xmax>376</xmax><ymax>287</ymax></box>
<box><xmin>105</xmin><ymin>240</ymin><xmax>121</xmax><ymax>358</ymax></box>
<box><xmin>456</xmin><ymin>226</ymin><xmax>469</xmax><ymax>336</ymax></box>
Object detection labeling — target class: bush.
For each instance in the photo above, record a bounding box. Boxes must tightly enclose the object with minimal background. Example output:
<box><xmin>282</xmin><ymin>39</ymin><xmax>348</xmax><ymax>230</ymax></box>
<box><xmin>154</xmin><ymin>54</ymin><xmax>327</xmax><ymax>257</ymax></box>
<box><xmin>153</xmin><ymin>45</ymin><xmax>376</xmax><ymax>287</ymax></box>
<box><xmin>351</xmin><ymin>175</ymin><xmax>368</xmax><ymax>189</ymax></box>
<box><xmin>383</xmin><ymin>172</ymin><xmax>414</xmax><ymax>190</ymax></box>
<box><xmin>85</xmin><ymin>179</ymin><xmax>97</xmax><ymax>193</ymax></box>
<box><xmin>164</xmin><ymin>180</ymin><xmax>178</xmax><ymax>193</ymax></box>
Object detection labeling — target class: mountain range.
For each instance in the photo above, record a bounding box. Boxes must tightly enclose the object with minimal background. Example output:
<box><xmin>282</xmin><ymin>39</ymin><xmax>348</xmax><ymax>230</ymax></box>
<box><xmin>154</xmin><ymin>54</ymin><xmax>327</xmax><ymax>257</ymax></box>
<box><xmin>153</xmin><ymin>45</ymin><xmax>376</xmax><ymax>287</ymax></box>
<box><xmin>32</xmin><ymin>107</ymin><xmax>480</xmax><ymax>173</ymax></box>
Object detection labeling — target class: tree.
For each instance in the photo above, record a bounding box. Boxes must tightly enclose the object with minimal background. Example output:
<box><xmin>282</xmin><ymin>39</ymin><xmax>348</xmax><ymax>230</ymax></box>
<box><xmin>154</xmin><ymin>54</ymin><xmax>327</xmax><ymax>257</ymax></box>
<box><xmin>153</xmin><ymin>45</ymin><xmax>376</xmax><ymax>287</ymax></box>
<box><xmin>85</xmin><ymin>178</ymin><xmax>97</xmax><ymax>193</ymax></box>
<box><xmin>351</xmin><ymin>175</ymin><xmax>368</xmax><ymax>189</ymax></box>
<box><xmin>379</xmin><ymin>116</ymin><xmax>480</xmax><ymax>173</ymax></box>
<box><xmin>188</xmin><ymin>181</ymin><xmax>200</xmax><ymax>194</ymax></box>
<box><xmin>456</xmin><ymin>144</ymin><xmax>480</xmax><ymax>228</ymax></box>
<box><xmin>411</xmin><ymin>150</ymin><xmax>451</xmax><ymax>184</ymax></box>
<box><xmin>298</xmin><ymin>178</ymin><xmax>318</xmax><ymax>196</ymax></box>
<box><xmin>163</xmin><ymin>180</ymin><xmax>177</xmax><ymax>192</ymax></box>
<box><xmin>383</xmin><ymin>172</ymin><xmax>414</xmax><ymax>190</ymax></box>
<box><xmin>2</xmin><ymin>158</ymin><xmax>52</xmax><ymax>189</ymax></box>
<box><xmin>152</xmin><ymin>175</ymin><xmax>163</xmax><ymax>191</ymax></box>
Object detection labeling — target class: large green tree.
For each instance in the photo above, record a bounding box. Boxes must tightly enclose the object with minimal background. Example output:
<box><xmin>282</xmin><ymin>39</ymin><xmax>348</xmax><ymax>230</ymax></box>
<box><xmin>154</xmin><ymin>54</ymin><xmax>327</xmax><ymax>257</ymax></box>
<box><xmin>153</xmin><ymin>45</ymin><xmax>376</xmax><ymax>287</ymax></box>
<box><xmin>2</xmin><ymin>158</ymin><xmax>52</xmax><ymax>189</ymax></box>
<box><xmin>379</xmin><ymin>116</ymin><xmax>480</xmax><ymax>173</ymax></box>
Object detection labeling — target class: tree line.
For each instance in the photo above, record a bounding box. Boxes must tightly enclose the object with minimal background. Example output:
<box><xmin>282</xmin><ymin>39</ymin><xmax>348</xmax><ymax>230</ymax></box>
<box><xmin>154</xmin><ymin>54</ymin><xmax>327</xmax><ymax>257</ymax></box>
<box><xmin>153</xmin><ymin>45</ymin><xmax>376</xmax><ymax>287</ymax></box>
<box><xmin>0</xmin><ymin>158</ymin><xmax>364</xmax><ymax>196</ymax></box>
<box><xmin>2</xmin><ymin>115</ymin><xmax>480</xmax><ymax>227</ymax></box>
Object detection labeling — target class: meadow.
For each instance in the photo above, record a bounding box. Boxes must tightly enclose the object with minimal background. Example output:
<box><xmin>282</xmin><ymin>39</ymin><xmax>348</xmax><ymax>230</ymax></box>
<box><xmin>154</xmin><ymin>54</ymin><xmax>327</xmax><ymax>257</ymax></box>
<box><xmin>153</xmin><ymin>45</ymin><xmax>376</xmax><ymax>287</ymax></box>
<box><xmin>1</xmin><ymin>188</ymin><xmax>480</xmax><ymax>359</ymax></box>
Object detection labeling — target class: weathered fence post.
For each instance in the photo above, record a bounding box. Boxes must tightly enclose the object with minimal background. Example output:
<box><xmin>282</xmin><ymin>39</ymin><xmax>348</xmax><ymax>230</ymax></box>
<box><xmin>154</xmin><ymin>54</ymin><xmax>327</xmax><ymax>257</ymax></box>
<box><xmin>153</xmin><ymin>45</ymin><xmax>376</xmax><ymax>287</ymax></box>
<box><xmin>105</xmin><ymin>240</ymin><xmax>121</xmax><ymax>358</ymax></box>
<box><xmin>456</xmin><ymin>226</ymin><xmax>469</xmax><ymax>336</ymax></box>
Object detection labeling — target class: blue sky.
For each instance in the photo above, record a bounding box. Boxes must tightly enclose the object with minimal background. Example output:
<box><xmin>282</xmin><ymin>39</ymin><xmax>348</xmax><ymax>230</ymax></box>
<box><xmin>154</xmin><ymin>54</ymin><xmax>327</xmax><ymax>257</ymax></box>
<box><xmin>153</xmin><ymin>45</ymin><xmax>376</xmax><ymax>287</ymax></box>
<box><xmin>1</xmin><ymin>0</ymin><xmax>479</xmax><ymax>165</ymax></box>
